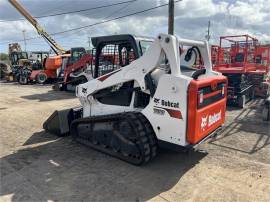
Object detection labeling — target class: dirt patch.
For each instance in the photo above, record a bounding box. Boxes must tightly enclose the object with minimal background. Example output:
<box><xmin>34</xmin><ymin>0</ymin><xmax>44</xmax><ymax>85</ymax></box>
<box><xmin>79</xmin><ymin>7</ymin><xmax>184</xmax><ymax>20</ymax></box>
<box><xmin>0</xmin><ymin>83</ymin><xmax>269</xmax><ymax>202</ymax></box>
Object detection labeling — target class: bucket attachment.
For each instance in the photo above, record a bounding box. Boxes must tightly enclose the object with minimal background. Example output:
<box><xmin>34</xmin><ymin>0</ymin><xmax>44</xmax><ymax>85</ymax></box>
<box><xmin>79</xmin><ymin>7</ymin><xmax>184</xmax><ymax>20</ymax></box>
<box><xmin>43</xmin><ymin>108</ymin><xmax>82</xmax><ymax>136</ymax></box>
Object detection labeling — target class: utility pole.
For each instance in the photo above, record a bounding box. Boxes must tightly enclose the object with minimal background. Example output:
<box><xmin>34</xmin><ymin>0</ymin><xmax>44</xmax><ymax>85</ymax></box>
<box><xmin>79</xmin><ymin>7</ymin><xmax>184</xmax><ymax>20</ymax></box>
<box><xmin>206</xmin><ymin>20</ymin><xmax>211</xmax><ymax>41</ymax></box>
<box><xmin>87</xmin><ymin>36</ymin><xmax>91</xmax><ymax>48</ymax></box>
<box><xmin>22</xmin><ymin>30</ymin><xmax>26</xmax><ymax>51</ymax></box>
<box><xmin>168</xmin><ymin>0</ymin><xmax>174</xmax><ymax>35</ymax></box>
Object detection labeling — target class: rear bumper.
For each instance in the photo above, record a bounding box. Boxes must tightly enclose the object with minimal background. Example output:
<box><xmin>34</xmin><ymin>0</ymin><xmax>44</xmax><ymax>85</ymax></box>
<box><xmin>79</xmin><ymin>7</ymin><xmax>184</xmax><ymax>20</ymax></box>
<box><xmin>188</xmin><ymin>125</ymin><xmax>223</xmax><ymax>149</ymax></box>
<box><xmin>158</xmin><ymin>126</ymin><xmax>223</xmax><ymax>152</ymax></box>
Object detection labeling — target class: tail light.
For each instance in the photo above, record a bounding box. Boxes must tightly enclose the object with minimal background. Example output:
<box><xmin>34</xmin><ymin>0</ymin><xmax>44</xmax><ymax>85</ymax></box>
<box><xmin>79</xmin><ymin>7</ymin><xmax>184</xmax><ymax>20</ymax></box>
<box><xmin>221</xmin><ymin>84</ymin><xmax>225</xmax><ymax>96</ymax></box>
<box><xmin>198</xmin><ymin>90</ymin><xmax>204</xmax><ymax>104</ymax></box>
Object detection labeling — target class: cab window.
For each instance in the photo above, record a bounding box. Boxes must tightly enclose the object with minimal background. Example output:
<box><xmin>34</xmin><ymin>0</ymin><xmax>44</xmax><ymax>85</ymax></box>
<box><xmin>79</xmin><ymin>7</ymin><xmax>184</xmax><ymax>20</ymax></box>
<box><xmin>139</xmin><ymin>41</ymin><xmax>152</xmax><ymax>55</ymax></box>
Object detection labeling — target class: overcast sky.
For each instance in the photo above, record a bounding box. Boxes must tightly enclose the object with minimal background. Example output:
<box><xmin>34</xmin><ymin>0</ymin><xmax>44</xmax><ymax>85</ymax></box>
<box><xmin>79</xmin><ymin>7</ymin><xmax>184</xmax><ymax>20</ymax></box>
<box><xmin>0</xmin><ymin>0</ymin><xmax>270</xmax><ymax>53</ymax></box>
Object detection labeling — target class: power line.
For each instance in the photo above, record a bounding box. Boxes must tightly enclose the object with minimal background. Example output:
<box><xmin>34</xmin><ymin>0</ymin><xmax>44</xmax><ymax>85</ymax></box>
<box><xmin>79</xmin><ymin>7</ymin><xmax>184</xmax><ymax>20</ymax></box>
<box><xmin>56</xmin><ymin>0</ymin><xmax>137</xmax><ymax>40</ymax></box>
<box><xmin>0</xmin><ymin>0</ymin><xmax>137</xmax><ymax>22</ymax></box>
<box><xmin>83</xmin><ymin>0</ymin><xmax>136</xmax><ymax>47</ymax></box>
<box><xmin>51</xmin><ymin>1</ymin><xmax>182</xmax><ymax>36</ymax></box>
<box><xmin>37</xmin><ymin>1</ymin><xmax>70</xmax><ymax>16</ymax></box>
<box><xmin>103</xmin><ymin>0</ymin><xmax>135</xmax><ymax>20</ymax></box>
<box><xmin>2</xmin><ymin>0</ymin><xmax>137</xmax><ymax>44</ymax></box>
<box><xmin>0</xmin><ymin>0</ymin><xmax>138</xmax><ymax>44</ymax></box>
<box><xmin>0</xmin><ymin>0</ymin><xmax>182</xmax><ymax>45</ymax></box>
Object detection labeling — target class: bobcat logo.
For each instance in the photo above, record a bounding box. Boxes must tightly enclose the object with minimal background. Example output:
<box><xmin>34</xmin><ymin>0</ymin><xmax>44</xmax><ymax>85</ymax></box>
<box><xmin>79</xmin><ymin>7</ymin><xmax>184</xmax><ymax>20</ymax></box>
<box><xmin>200</xmin><ymin>110</ymin><xmax>222</xmax><ymax>131</ymax></box>
<box><xmin>154</xmin><ymin>98</ymin><xmax>160</xmax><ymax>104</ymax></box>
<box><xmin>82</xmin><ymin>87</ymin><xmax>87</xmax><ymax>94</ymax></box>
<box><xmin>201</xmin><ymin>116</ymin><xmax>208</xmax><ymax>131</ymax></box>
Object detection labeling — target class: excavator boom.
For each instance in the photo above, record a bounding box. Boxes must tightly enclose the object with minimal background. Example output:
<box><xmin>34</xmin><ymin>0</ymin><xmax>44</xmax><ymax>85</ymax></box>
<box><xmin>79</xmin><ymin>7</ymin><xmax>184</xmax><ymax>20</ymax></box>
<box><xmin>8</xmin><ymin>0</ymin><xmax>66</xmax><ymax>55</ymax></box>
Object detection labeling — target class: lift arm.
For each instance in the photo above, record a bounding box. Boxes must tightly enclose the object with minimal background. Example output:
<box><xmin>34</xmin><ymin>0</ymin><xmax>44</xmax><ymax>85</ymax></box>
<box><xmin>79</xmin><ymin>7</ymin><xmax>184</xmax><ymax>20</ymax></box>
<box><xmin>8</xmin><ymin>0</ymin><xmax>66</xmax><ymax>55</ymax></box>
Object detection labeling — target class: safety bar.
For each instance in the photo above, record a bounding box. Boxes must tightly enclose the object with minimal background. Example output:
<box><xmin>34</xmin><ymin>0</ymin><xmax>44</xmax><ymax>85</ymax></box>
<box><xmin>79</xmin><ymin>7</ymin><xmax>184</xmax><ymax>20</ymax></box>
<box><xmin>178</xmin><ymin>38</ymin><xmax>206</xmax><ymax>47</ymax></box>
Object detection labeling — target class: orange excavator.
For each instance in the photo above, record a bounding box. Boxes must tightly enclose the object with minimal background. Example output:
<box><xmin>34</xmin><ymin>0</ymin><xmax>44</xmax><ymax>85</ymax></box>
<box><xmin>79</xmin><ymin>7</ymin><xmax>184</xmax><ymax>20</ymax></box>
<box><xmin>9</xmin><ymin>0</ymin><xmax>66</xmax><ymax>83</ymax></box>
<box><xmin>8</xmin><ymin>0</ymin><xmax>92</xmax><ymax>87</ymax></box>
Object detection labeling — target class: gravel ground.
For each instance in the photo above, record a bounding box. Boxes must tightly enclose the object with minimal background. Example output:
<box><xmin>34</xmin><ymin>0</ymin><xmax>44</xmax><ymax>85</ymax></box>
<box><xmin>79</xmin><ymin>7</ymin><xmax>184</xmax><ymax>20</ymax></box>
<box><xmin>0</xmin><ymin>82</ymin><xmax>269</xmax><ymax>202</ymax></box>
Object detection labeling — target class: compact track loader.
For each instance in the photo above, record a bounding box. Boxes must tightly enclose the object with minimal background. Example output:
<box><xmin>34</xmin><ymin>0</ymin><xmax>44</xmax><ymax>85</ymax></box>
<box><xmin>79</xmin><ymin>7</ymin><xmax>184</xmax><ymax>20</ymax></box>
<box><xmin>44</xmin><ymin>34</ymin><xmax>227</xmax><ymax>165</ymax></box>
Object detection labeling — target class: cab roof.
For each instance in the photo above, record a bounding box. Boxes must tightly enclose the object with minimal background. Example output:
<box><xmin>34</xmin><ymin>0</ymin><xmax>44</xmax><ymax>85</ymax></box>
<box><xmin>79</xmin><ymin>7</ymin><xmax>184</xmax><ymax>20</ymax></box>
<box><xmin>91</xmin><ymin>34</ymin><xmax>154</xmax><ymax>48</ymax></box>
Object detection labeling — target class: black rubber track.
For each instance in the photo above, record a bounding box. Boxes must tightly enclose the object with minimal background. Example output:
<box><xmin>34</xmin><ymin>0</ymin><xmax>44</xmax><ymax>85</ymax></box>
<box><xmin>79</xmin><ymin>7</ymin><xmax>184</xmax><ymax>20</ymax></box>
<box><xmin>70</xmin><ymin>112</ymin><xmax>158</xmax><ymax>165</ymax></box>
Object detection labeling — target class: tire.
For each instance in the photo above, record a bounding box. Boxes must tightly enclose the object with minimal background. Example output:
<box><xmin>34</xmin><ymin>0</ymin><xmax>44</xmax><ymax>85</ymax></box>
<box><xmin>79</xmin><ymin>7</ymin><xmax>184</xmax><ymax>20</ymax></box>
<box><xmin>66</xmin><ymin>76</ymin><xmax>87</xmax><ymax>91</ymax></box>
<box><xmin>72</xmin><ymin>76</ymin><xmax>88</xmax><ymax>85</ymax></box>
<box><xmin>15</xmin><ymin>74</ymin><xmax>20</xmax><ymax>82</ymax></box>
<box><xmin>66</xmin><ymin>84</ymin><xmax>76</xmax><ymax>91</ymax></box>
<box><xmin>80</xmin><ymin>76</ymin><xmax>88</xmax><ymax>84</ymax></box>
<box><xmin>19</xmin><ymin>75</ymin><xmax>28</xmax><ymax>85</ymax></box>
<box><xmin>249</xmin><ymin>88</ymin><xmax>255</xmax><ymax>100</ymax></box>
<box><xmin>237</xmin><ymin>95</ymin><xmax>246</xmax><ymax>108</ymax></box>
<box><xmin>36</xmin><ymin>73</ymin><xmax>48</xmax><ymax>84</ymax></box>
<box><xmin>262</xmin><ymin>106</ymin><xmax>270</xmax><ymax>121</ymax></box>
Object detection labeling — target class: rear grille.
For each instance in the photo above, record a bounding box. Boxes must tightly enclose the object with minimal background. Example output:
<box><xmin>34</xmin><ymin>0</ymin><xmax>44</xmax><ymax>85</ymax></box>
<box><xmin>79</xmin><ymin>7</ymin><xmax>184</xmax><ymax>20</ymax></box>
<box><xmin>198</xmin><ymin>83</ymin><xmax>226</xmax><ymax>109</ymax></box>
